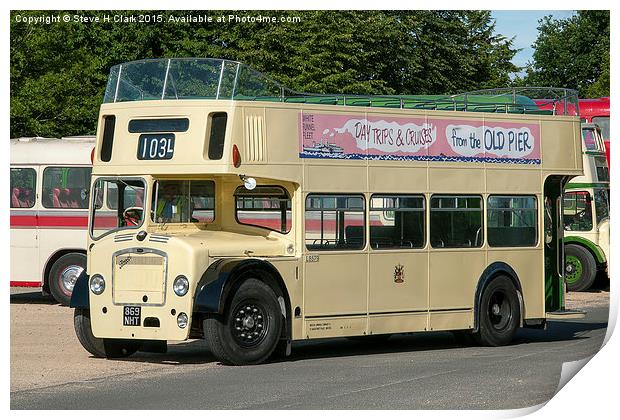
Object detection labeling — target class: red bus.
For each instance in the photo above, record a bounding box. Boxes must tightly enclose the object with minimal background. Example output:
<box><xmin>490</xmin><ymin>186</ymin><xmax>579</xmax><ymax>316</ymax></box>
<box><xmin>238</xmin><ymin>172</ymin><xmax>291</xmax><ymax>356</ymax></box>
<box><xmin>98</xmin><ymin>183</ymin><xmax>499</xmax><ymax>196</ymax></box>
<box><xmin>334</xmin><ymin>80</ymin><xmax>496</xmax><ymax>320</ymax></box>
<box><xmin>535</xmin><ymin>97</ymin><xmax>610</xmax><ymax>167</ymax></box>
<box><xmin>579</xmin><ymin>98</ymin><xmax>610</xmax><ymax>167</ymax></box>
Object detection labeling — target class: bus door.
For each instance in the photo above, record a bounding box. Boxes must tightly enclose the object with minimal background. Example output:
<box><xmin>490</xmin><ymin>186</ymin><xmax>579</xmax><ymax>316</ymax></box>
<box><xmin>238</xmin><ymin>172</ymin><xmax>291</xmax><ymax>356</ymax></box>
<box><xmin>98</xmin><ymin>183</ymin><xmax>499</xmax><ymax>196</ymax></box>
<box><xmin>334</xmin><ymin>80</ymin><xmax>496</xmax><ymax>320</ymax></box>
<box><xmin>10</xmin><ymin>166</ymin><xmax>40</xmax><ymax>285</ymax></box>
<box><xmin>303</xmin><ymin>194</ymin><xmax>368</xmax><ymax>336</ymax></box>
<box><xmin>544</xmin><ymin>175</ymin><xmax>569</xmax><ymax>311</ymax></box>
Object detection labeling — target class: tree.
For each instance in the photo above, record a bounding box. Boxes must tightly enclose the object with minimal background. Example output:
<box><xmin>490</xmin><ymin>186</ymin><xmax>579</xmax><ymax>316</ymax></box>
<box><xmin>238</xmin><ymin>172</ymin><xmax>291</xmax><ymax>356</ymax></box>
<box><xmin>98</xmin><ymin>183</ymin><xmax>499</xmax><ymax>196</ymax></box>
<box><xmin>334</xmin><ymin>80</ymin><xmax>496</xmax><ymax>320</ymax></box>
<box><xmin>10</xmin><ymin>10</ymin><xmax>519</xmax><ymax>138</ymax></box>
<box><xmin>523</xmin><ymin>11</ymin><xmax>609</xmax><ymax>98</ymax></box>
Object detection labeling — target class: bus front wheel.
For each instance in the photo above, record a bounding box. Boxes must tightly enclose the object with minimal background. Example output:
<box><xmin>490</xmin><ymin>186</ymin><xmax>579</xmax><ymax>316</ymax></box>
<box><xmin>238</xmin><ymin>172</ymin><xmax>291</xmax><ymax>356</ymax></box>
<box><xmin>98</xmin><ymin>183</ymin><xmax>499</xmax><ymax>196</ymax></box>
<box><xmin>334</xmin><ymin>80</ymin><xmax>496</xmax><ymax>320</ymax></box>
<box><xmin>49</xmin><ymin>253</ymin><xmax>86</xmax><ymax>306</ymax></box>
<box><xmin>73</xmin><ymin>308</ymin><xmax>140</xmax><ymax>358</ymax></box>
<box><xmin>474</xmin><ymin>276</ymin><xmax>520</xmax><ymax>347</ymax></box>
<box><xmin>203</xmin><ymin>278</ymin><xmax>283</xmax><ymax>365</ymax></box>
<box><xmin>564</xmin><ymin>244</ymin><xmax>597</xmax><ymax>292</ymax></box>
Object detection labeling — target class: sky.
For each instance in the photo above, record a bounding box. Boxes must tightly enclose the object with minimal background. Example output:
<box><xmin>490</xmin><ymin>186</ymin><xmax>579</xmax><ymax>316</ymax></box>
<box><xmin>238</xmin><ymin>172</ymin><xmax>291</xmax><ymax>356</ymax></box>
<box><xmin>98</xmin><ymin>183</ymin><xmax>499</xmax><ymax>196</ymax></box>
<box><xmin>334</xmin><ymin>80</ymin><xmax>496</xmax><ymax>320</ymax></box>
<box><xmin>491</xmin><ymin>10</ymin><xmax>577</xmax><ymax>75</ymax></box>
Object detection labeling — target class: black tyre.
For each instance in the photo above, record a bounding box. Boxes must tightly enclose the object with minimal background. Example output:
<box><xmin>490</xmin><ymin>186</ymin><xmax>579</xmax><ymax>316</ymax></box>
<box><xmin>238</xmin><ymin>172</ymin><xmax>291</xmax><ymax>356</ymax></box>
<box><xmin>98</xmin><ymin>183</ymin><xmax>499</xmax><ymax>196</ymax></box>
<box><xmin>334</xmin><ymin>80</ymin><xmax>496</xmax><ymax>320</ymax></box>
<box><xmin>74</xmin><ymin>308</ymin><xmax>141</xmax><ymax>358</ymax></box>
<box><xmin>203</xmin><ymin>278</ymin><xmax>283</xmax><ymax>365</ymax></box>
<box><xmin>49</xmin><ymin>253</ymin><xmax>86</xmax><ymax>306</ymax></box>
<box><xmin>474</xmin><ymin>276</ymin><xmax>520</xmax><ymax>347</ymax></box>
<box><xmin>564</xmin><ymin>244</ymin><xmax>597</xmax><ymax>292</ymax></box>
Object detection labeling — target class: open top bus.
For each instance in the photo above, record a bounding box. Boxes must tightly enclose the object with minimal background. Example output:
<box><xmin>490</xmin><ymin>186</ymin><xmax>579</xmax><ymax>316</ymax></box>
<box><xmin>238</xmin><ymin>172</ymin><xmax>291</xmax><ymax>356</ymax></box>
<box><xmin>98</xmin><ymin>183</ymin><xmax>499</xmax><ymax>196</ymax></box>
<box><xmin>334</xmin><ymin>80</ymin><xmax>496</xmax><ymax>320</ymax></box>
<box><xmin>71</xmin><ymin>58</ymin><xmax>585</xmax><ymax>365</ymax></box>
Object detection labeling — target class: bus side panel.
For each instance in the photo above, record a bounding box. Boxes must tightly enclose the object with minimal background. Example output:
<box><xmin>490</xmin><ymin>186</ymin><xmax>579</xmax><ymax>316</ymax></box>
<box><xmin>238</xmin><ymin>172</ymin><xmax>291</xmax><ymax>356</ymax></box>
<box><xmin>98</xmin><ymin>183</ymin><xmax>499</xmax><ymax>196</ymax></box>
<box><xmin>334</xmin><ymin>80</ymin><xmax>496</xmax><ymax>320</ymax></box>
<box><xmin>428</xmin><ymin>250</ymin><xmax>485</xmax><ymax>330</ymax></box>
<box><xmin>38</xmin><ymin>213</ymin><xmax>89</xmax><ymax>277</ymax></box>
<box><xmin>487</xmin><ymin>249</ymin><xmax>545</xmax><ymax>320</ymax></box>
<box><xmin>10</xmin><ymin>210</ymin><xmax>41</xmax><ymax>286</ymax></box>
<box><xmin>268</xmin><ymin>259</ymin><xmax>303</xmax><ymax>341</ymax></box>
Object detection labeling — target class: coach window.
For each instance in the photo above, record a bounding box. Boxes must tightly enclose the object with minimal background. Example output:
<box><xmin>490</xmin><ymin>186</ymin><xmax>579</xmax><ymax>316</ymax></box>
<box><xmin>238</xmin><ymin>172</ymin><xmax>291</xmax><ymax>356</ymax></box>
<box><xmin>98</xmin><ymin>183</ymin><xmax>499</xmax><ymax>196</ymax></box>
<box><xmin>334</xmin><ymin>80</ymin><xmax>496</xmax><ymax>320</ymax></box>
<box><xmin>10</xmin><ymin>167</ymin><xmax>36</xmax><ymax>208</ymax></box>
<box><xmin>305</xmin><ymin>194</ymin><xmax>365</xmax><ymax>250</ymax></box>
<box><xmin>370</xmin><ymin>195</ymin><xmax>425</xmax><ymax>249</ymax></box>
<box><xmin>430</xmin><ymin>195</ymin><xmax>482</xmax><ymax>248</ymax></box>
<box><xmin>487</xmin><ymin>196</ymin><xmax>537</xmax><ymax>247</ymax></box>
<box><xmin>42</xmin><ymin>167</ymin><xmax>92</xmax><ymax>209</ymax></box>
<box><xmin>235</xmin><ymin>186</ymin><xmax>291</xmax><ymax>233</ymax></box>
<box><xmin>563</xmin><ymin>192</ymin><xmax>593</xmax><ymax>232</ymax></box>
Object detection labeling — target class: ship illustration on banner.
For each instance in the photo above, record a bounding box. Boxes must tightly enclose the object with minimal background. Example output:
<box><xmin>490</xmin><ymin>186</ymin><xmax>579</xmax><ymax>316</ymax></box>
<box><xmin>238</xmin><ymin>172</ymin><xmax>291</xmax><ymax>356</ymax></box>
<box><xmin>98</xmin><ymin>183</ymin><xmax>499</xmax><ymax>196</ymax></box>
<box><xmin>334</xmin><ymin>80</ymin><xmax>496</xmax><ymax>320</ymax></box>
<box><xmin>299</xmin><ymin>112</ymin><xmax>541</xmax><ymax>164</ymax></box>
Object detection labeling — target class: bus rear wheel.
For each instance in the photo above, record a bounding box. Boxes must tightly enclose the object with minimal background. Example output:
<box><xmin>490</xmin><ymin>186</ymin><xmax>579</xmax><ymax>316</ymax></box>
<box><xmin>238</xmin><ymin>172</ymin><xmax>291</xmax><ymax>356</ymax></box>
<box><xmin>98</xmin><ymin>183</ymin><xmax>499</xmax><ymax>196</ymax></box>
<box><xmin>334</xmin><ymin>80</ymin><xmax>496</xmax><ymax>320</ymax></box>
<box><xmin>74</xmin><ymin>308</ymin><xmax>140</xmax><ymax>358</ymax></box>
<box><xmin>474</xmin><ymin>276</ymin><xmax>520</xmax><ymax>347</ymax></box>
<box><xmin>49</xmin><ymin>253</ymin><xmax>86</xmax><ymax>306</ymax></box>
<box><xmin>203</xmin><ymin>278</ymin><xmax>282</xmax><ymax>365</ymax></box>
<box><xmin>564</xmin><ymin>244</ymin><xmax>597</xmax><ymax>292</ymax></box>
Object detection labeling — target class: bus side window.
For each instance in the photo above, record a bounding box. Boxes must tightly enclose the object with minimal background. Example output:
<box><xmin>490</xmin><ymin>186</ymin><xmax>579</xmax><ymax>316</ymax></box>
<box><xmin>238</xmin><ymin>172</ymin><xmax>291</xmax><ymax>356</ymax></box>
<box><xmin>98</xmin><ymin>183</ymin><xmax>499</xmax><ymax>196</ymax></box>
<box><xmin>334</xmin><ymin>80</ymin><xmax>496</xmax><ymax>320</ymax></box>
<box><xmin>430</xmin><ymin>195</ymin><xmax>483</xmax><ymax>248</ymax></box>
<box><xmin>10</xmin><ymin>167</ymin><xmax>36</xmax><ymax>208</ymax></box>
<box><xmin>487</xmin><ymin>195</ymin><xmax>537</xmax><ymax>247</ymax></box>
<box><xmin>305</xmin><ymin>194</ymin><xmax>365</xmax><ymax>250</ymax></box>
<box><xmin>42</xmin><ymin>167</ymin><xmax>91</xmax><ymax>209</ymax></box>
<box><xmin>369</xmin><ymin>195</ymin><xmax>425</xmax><ymax>249</ymax></box>
<box><xmin>235</xmin><ymin>185</ymin><xmax>290</xmax><ymax>233</ymax></box>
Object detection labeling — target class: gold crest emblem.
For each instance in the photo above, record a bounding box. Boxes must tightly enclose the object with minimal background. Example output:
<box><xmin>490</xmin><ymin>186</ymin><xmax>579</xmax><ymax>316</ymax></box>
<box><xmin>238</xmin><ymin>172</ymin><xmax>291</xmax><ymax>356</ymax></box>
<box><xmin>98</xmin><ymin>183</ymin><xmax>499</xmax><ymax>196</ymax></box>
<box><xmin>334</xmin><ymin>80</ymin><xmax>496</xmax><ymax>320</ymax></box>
<box><xmin>394</xmin><ymin>264</ymin><xmax>404</xmax><ymax>283</ymax></box>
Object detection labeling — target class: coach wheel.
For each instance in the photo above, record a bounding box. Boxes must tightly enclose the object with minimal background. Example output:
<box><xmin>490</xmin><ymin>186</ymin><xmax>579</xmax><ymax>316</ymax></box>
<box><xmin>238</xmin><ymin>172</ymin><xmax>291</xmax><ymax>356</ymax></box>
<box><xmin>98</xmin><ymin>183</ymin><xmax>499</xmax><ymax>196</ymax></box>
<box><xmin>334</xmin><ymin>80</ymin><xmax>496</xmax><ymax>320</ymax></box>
<box><xmin>564</xmin><ymin>244</ymin><xmax>597</xmax><ymax>292</ymax></box>
<box><xmin>203</xmin><ymin>278</ymin><xmax>282</xmax><ymax>365</ymax></box>
<box><xmin>474</xmin><ymin>275</ymin><xmax>520</xmax><ymax>347</ymax></box>
<box><xmin>49</xmin><ymin>253</ymin><xmax>86</xmax><ymax>306</ymax></box>
<box><xmin>74</xmin><ymin>308</ymin><xmax>141</xmax><ymax>358</ymax></box>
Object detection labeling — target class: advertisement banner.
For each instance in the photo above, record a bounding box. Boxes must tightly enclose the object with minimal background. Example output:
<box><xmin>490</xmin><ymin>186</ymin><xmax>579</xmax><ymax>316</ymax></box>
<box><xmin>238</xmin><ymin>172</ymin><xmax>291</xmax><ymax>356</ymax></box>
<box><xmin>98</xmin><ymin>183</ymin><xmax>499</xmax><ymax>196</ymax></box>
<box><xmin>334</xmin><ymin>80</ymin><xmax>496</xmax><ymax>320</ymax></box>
<box><xmin>299</xmin><ymin>112</ymin><xmax>541</xmax><ymax>164</ymax></box>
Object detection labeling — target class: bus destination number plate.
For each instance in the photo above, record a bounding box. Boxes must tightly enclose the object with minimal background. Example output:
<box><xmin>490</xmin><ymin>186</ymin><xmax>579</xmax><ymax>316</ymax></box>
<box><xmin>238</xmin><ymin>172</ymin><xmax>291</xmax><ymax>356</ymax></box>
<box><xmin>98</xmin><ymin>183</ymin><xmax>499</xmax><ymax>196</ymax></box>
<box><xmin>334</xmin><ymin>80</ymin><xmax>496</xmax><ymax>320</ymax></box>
<box><xmin>137</xmin><ymin>134</ymin><xmax>175</xmax><ymax>160</ymax></box>
<box><xmin>123</xmin><ymin>306</ymin><xmax>141</xmax><ymax>326</ymax></box>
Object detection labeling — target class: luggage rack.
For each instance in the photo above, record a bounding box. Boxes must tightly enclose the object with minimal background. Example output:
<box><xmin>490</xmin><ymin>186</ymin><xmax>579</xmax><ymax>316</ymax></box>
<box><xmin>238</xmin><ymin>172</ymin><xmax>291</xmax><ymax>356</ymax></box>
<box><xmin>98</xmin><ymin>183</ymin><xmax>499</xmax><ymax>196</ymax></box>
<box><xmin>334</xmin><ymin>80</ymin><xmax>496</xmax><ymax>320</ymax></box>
<box><xmin>104</xmin><ymin>58</ymin><xmax>579</xmax><ymax>116</ymax></box>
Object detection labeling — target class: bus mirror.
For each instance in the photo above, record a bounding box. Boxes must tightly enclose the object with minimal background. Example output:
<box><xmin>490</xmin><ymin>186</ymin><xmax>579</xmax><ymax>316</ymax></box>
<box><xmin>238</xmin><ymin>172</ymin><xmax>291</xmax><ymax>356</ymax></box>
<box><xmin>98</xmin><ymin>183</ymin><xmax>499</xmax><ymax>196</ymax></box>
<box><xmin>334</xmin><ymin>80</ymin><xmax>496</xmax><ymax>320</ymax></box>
<box><xmin>240</xmin><ymin>175</ymin><xmax>257</xmax><ymax>190</ymax></box>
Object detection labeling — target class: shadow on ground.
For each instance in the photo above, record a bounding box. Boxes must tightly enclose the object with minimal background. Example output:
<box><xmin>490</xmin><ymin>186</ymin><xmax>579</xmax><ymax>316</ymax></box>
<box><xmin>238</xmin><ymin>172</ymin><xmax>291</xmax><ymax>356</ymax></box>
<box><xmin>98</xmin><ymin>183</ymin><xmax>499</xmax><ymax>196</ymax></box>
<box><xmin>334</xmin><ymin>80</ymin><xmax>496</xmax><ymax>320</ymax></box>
<box><xmin>10</xmin><ymin>289</ymin><xmax>57</xmax><ymax>305</ymax></box>
<box><xmin>110</xmin><ymin>315</ymin><xmax>607</xmax><ymax>367</ymax></box>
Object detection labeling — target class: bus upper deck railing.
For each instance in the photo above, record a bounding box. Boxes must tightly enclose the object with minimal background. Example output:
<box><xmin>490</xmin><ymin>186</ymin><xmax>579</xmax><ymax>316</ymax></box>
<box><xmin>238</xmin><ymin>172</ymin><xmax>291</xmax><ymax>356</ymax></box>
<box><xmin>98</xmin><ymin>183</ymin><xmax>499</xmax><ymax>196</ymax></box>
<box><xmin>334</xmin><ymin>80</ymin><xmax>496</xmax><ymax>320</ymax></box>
<box><xmin>103</xmin><ymin>58</ymin><xmax>580</xmax><ymax>116</ymax></box>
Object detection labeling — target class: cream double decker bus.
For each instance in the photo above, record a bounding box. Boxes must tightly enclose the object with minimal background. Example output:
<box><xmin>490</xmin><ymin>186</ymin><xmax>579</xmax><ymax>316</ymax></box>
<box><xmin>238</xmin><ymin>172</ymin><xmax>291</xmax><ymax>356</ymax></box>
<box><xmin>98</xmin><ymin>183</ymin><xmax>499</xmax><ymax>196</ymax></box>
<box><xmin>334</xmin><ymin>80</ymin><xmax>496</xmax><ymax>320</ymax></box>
<box><xmin>71</xmin><ymin>58</ymin><xmax>585</xmax><ymax>365</ymax></box>
<box><xmin>562</xmin><ymin>123</ymin><xmax>610</xmax><ymax>291</ymax></box>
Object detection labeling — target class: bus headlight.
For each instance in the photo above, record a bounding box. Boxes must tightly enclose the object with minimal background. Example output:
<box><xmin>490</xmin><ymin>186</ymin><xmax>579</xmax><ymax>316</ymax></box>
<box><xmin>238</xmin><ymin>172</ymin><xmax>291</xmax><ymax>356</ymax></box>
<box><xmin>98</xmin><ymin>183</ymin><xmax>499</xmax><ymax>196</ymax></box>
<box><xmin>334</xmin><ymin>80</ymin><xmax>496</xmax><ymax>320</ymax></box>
<box><xmin>177</xmin><ymin>312</ymin><xmax>188</xmax><ymax>328</ymax></box>
<box><xmin>173</xmin><ymin>276</ymin><xmax>189</xmax><ymax>297</ymax></box>
<box><xmin>90</xmin><ymin>275</ymin><xmax>105</xmax><ymax>295</ymax></box>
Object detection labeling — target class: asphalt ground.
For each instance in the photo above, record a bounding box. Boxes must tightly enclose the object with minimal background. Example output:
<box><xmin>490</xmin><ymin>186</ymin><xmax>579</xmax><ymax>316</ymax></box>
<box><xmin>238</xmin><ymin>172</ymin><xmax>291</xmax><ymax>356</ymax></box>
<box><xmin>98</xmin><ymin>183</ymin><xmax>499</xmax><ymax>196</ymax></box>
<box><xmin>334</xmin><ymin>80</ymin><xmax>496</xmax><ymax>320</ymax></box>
<box><xmin>10</xmin><ymin>285</ymin><xmax>610</xmax><ymax>410</ymax></box>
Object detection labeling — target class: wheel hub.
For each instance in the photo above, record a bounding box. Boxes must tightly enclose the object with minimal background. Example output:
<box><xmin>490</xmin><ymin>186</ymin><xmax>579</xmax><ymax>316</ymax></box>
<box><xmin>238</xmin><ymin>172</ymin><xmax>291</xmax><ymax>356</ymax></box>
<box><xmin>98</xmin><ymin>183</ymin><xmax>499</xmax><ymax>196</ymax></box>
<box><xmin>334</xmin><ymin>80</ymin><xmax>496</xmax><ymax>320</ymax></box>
<box><xmin>231</xmin><ymin>302</ymin><xmax>268</xmax><ymax>347</ymax></box>
<box><xmin>60</xmin><ymin>265</ymin><xmax>84</xmax><ymax>293</ymax></box>
<box><xmin>489</xmin><ymin>290</ymin><xmax>511</xmax><ymax>331</ymax></box>
<box><xmin>491</xmin><ymin>303</ymin><xmax>501</xmax><ymax>316</ymax></box>
<box><xmin>242</xmin><ymin>315</ymin><xmax>255</xmax><ymax>329</ymax></box>
<box><xmin>564</xmin><ymin>255</ymin><xmax>582</xmax><ymax>283</ymax></box>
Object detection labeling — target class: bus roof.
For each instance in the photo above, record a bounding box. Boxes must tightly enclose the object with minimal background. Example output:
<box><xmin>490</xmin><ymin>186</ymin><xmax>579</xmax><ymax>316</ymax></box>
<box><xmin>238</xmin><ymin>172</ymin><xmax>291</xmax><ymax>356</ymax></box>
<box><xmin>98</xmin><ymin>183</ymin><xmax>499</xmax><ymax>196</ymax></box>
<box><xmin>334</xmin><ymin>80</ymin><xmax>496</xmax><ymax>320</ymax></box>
<box><xmin>103</xmin><ymin>58</ymin><xmax>579</xmax><ymax>116</ymax></box>
<box><xmin>578</xmin><ymin>97</ymin><xmax>609</xmax><ymax>118</ymax></box>
<box><xmin>11</xmin><ymin>136</ymin><xmax>95</xmax><ymax>165</ymax></box>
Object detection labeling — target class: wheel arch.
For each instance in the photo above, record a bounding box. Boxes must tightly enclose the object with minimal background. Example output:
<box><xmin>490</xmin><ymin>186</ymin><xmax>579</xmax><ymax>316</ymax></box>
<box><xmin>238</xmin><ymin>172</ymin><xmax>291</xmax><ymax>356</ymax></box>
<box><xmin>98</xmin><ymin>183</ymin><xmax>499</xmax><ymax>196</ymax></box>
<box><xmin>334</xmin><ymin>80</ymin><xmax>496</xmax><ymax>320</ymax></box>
<box><xmin>194</xmin><ymin>258</ymin><xmax>292</xmax><ymax>340</ymax></box>
<box><xmin>564</xmin><ymin>236</ymin><xmax>606</xmax><ymax>264</ymax></box>
<box><xmin>42</xmin><ymin>248</ymin><xmax>87</xmax><ymax>293</ymax></box>
<box><xmin>473</xmin><ymin>262</ymin><xmax>524</xmax><ymax>333</ymax></box>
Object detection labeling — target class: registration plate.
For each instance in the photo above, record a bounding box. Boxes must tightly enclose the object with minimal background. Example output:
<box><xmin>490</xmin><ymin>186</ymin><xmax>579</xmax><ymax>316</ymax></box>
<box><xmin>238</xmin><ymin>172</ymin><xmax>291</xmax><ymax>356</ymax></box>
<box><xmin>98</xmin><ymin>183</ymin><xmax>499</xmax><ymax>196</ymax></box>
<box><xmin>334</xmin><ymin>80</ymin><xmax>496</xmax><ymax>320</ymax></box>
<box><xmin>123</xmin><ymin>306</ymin><xmax>141</xmax><ymax>326</ymax></box>
<box><xmin>137</xmin><ymin>133</ymin><xmax>175</xmax><ymax>160</ymax></box>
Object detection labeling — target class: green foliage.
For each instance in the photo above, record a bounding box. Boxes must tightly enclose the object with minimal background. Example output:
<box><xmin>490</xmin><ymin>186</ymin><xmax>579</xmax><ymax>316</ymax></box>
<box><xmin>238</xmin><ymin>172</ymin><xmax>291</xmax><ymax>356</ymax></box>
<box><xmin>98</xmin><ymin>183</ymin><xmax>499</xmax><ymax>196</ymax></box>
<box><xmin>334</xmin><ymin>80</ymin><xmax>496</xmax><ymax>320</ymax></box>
<box><xmin>523</xmin><ymin>11</ymin><xmax>609</xmax><ymax>98</ymax></box>
<box><xmin>11</xmin><ymin>10</ymin><xmax>518</xmax><ymax>138</ymax></box>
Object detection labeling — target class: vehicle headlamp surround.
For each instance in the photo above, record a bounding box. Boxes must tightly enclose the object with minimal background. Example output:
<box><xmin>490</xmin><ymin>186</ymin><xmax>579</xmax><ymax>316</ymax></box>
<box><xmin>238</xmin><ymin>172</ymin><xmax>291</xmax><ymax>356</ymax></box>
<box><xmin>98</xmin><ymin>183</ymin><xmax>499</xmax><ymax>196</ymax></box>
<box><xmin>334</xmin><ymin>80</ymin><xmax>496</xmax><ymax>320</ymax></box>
<box><xmin>173</xmin><ymin>275</ymin><xmax>189</xmax><ymax>297</ymax></box>
<box><xmin>90</xmin><ymin>274</ymin><xmax>105</xmax><ymax>295</ymax></box>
